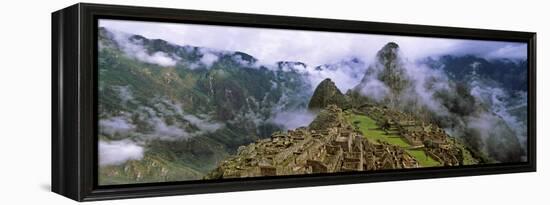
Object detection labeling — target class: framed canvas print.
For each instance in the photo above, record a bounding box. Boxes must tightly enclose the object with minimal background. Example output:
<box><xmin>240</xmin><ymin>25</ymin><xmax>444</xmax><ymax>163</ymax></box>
<box><xmin>52</xmin><ymin>3</ymin><xmax>536</xmax><ymax>201</ymax></box>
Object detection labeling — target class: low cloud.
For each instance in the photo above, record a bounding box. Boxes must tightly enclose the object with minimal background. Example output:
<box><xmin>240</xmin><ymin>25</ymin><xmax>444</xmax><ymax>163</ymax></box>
<box><xmin>270</xmin><ymin>109</ymin><xmax>316</xmax><ymax>130</ymax></box>
<box><xmin>200</xmin><ymin>52</ymin><xmax>219</xmax><ymax>67</ymax></box>
<box><xmin>307</xmin><ymin>58</ymin><xmax>367</xmax><ymax>92</ymax></box>
<box><xmin>137</xmin><ymin>101</ymin><xmax>224</xmax><ymax>141</ymax></box>
<box><xmin>108</xmin><ymin>28</ymin><xmax>177</xmax><ymax>67</ymax></box>
<box><xmin>99</xmin><ymin>116</ymin><xmax>136</xmax><ymax>137</ymax></box>
<box><xmin>358</xmin><ymin>76</ymin><xmax>390</xmax><ymax>102</ymax></box>
<box><xmin>232</xmin><ymin>54</ymin><xmax>257</xmax><ymax>67</ymax></box>
<box><xmin>100</xmin><ymin>97</ymin><xmax>225</xmax><ymax>142</ymax></box>
<box><xmin>99</xmin><ymin>140</ymin><xmax>144</xmax><ymax>166</ymax></box>
<box><xmin>185</xmin><ymin>48</ymin><xmax>226</xmax><ymax>69</ymax></box>
<box><xmin>149</xmin><ymin>115</ymin><xmax>192</xmax><ymax>140</ymax></box>
<box><xmin>183</xmin><ymin>114</ymin><xmax>224</xmax><ymax>132</ymax></box>
<box><xmin>100</xmin><ymin>19</ymin><xmax>527</xmax><ymax>68</ymax></box>
<box><xmin>469</xmin><ymin>80</ymin><xmax>528</xmax><ymax>150</ymax></box>
<box><xmin>113</xmin><ymin>85</ymin><xmax>134</xmax><ymax>104</ymax></box>
<box><xmin>450</xmin><ymin>41</ymin><xmax>527</xmax><ymax>60</ymax></box>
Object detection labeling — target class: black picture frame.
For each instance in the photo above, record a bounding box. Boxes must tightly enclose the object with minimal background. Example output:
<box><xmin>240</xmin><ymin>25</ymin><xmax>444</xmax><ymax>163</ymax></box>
<box><xmin>52</xmin><ymin>3</ymin><xmax>536</xmax><ymax>201</ymax></box>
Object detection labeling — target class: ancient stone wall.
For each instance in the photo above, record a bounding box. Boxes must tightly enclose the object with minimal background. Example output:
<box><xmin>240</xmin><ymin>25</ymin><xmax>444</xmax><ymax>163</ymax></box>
<box><xmin>205</xmin><ymin>105</ymin><xmax>419</xmax><ymax>179</ymax></box>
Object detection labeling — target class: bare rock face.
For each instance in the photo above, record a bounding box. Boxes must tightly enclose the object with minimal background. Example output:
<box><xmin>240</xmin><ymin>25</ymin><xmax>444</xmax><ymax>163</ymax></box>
<box><xmin>308</xmin><ymin>78</ymin><xmax>351</xmax><ymax>111</ymax></box>
<box><xmin>204</xmin><ymin>105</ymin><xmax>418</xmax><ymax>180</ymax></box>
<box><xmin>370</xmin><ymin>42</ymin><xmax>410</xmax><ymax>95</ymax></box>
<box><xmin>353</xmin><ymin>42</ymin><xmax>411</xmax><ymax>107</ymax></box>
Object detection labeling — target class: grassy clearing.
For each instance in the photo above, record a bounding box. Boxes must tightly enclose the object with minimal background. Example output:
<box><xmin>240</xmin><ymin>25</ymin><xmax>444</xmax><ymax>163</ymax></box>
<box><xmin>346</xmin><ymin>113</ymin><xmax>441</xmax><ymax>167</ymax></box>
<box><xmin>347</xmin><ymin>114</ymin><xmax>409</xmax><ymax>147</ymax></box>
<box><xmin>407</xmin><ymin>149</ymin><xmax>441</xmax><ymax>167</ymax></box>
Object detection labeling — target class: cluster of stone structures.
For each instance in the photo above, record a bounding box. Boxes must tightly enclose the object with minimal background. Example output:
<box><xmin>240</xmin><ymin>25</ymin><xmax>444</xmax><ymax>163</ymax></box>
<box><xmin>359</xmin><ymin>105</ymin><xmax>463</xmax><ymax>166</ymax></box>
<box><xmin>205</xmin><ymin>105</ymin><xmax>418</xmax><ymax>179</ymax></box>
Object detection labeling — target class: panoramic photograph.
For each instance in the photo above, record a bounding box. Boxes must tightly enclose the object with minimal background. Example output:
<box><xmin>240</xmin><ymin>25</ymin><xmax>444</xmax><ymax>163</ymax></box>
<box><xmin>97</xmin><ymin>19</ymin><xmax>528</xmax><ymax>185</ymax></box>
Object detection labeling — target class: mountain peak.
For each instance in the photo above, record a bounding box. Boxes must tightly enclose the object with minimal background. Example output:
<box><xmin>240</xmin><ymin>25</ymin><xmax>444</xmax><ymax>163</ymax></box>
<box><xmin>308</xmin><ymin>78</ymin><xmax>350</xmax><ymax>111</ymax></box>
<box><xmin>377</xmin><ymin>42</ymin><xmax>400</xmax><ymax>63</ymax></box>
<box><xmin>320</xmin><ymin>78</ymin><xmax>333</xmax><ymax>83</ymax></box>
<box><xmin>352</xmin><ymin>42</ymin><xmax>410</xmax><ymax>107</ymax></box>
<box><xmin>383</xmin><ymin>42</ymin><xmax>399</xmax><ymax>49</ymax></box>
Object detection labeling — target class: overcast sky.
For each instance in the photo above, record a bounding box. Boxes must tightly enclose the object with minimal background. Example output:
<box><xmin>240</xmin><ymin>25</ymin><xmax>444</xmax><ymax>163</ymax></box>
<box><xmin>99</xmin><ymin>19</ymin><xmax>527</xmax><ymax>66</ymax></box>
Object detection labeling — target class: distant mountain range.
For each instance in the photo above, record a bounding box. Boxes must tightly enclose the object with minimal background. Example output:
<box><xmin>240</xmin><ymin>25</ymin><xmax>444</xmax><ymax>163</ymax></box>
<box><xmin>423</xmin><ymin>55</ymin><xmax>528</xmax><ymax>93</ymax></box>
<box><xmin>98</xmin><ymin>27</ymin><xmax>312</xmax><ymax>184</ymax></box>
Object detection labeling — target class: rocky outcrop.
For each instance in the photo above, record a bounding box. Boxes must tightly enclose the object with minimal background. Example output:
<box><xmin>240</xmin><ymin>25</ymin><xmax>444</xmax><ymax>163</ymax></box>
<box><xmin>308</xmin><ymin>78</ymin><xmax>351</xmax><ymax>111</ymax></box>
<box><xmin>354</xmin><ymin>42</ymin><xmax>410</xmax><ymax>106</ymax></box>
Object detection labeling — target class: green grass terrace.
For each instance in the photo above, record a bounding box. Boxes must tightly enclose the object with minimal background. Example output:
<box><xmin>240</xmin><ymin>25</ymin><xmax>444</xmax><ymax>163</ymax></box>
<box><xmin>345</xmin><ymin>112</ymin><xmax>441</xmax><ymax>167</ymax></box>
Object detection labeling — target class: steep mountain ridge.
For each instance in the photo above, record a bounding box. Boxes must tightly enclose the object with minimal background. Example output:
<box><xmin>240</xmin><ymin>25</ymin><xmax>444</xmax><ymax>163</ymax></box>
<box><xmin>351</xmin><ymin>42</ymin><xmax>524</xmax><ymax>162</ymax></box>
<box><xmin>98</xmin><ymin>27</ymin><xmax>311</xmax><ymax>184</ymax></box>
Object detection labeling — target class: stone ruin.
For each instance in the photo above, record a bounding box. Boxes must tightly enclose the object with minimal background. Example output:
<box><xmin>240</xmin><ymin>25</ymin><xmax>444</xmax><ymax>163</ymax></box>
<box><xmin>359</xmin><ymin>105</ymin><xmax>463</xmax><ymax>166</ymax></box>
<box><xmin>205</xmin><ymin>105</ymin><xmax>419</xmax><ymax>179</ymax></box>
